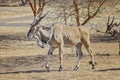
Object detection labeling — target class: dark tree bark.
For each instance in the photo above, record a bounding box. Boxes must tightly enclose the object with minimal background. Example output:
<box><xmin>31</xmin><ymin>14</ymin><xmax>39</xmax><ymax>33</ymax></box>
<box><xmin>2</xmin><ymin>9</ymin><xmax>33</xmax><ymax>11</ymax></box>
<box><xmin>81</xmin><ymin>0</ymin><xmax>107</xmax><ymax>25</ymax></box>
<box><xmin>72</xmin><ymin>0</ymin><xmax>80</xmax><ymax>26</ymax></box>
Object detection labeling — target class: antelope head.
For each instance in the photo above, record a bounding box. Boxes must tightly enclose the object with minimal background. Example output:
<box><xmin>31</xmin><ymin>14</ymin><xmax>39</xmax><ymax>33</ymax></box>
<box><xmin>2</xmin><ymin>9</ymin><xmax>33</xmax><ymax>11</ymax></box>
<box><xmin>106</xmin><ymin>16</ymin><xmax>115</xmax><ymax>35</ymax></box>
<box><xmin>106</xmin><ymin>16</ymin><xmax>120</xmax><ymax>36</ymax></box>
<box><xmin>27</xmin><ymin>0</ymin><xmax>48</xmax><ymax>39</ymax></box>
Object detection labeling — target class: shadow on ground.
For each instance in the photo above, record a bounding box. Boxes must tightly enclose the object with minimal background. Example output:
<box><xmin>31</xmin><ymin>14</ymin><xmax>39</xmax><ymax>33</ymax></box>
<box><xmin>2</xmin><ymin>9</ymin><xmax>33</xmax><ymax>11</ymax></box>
<box><xmin>0</xmin><ymin>35</ymin><xmax>27</xmax><ymax>41</ymax></box>
<box><xmin>0</xmin><ymin>70</ymin><xmax>47</xmax><ymax>74</ymax></box>
<box><xmin>91</xmin><ymin>34</ymin><xmax>117</xmax><ymax>43</ymax></box>
<box><xmin>97</xmin><ymin>68</ymin><xmax>120</xmax><ymax>72</ymax></box>
<box><xmin>0</xmin><ymin>34</ymin><xmax>118</xmax><ymax>42</ymax></box>
<box><xmin>0</xmin><ymin>54</ymin><xmax>76</xmax><ymax>74</ymax></box>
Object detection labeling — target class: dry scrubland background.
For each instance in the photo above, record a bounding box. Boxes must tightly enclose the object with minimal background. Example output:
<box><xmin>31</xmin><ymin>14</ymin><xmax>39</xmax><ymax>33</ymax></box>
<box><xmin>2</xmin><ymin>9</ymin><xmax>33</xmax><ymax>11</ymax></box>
<box><xmin>0</xmin><ymin>1</ymin><xmax>120</xmax><ymax>80</ymax></box>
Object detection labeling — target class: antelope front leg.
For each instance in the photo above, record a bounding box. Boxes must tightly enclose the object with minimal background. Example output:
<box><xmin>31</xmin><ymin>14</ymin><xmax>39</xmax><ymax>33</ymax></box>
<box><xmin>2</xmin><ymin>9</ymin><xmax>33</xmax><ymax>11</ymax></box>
<box><xmin>45</xmin><ymin>47</ymin><xmax>54</xmax><ymax>72</ymax></box>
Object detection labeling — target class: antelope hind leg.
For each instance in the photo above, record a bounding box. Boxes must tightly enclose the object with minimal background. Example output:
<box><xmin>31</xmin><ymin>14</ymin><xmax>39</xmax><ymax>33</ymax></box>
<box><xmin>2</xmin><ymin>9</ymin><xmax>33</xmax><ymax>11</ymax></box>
<box><xmin>74</xmin><ymin>43</ymin><xmax>83</xmax><ymax>71</ymax></box>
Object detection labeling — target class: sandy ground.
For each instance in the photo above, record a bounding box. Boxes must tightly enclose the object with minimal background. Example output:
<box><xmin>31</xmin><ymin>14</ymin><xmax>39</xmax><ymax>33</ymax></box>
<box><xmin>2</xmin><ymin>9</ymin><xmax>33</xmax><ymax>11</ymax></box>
<box><xmin>0</xmin><ymin>6</ymin><xmax>120</xmax><ymax>80</ymax></box>
<box><xmin>0</xmin><ymin>26</ymin><xmax>120</xmax><ymax>80</ymax></box>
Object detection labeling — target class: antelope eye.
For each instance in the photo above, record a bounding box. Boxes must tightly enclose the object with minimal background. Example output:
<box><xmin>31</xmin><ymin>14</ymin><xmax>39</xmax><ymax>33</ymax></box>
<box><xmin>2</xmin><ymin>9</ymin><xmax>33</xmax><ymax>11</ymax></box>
<box><xmin>42</xmin><ymin>27</ymin><xmax>47</xmax><ymax>30</ymax></box>
<box><xmin>42</xmin><ymin>27</ymin><xmax>45</xmax><ymax>29</ymax></box>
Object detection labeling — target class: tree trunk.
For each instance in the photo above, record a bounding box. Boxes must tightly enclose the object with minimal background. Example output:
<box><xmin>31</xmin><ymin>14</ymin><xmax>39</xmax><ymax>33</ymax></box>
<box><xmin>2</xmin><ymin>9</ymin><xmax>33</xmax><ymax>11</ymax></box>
<box><xmin>72</xmin><ymin>0</ymin><xmax>80</xmax><ymax>26</ymax></box>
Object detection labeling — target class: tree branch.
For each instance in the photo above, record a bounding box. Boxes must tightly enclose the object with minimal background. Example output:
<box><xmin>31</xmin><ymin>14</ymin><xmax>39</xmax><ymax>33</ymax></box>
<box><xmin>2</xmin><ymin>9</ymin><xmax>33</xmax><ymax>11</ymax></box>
<box><xmin>81</xmin><ymin>0</ymin><xmax>107</xmax><ymax>25</ymax></box>
<box><xmin>28</xmin><ymin>0</ymin><xmax>36</xmax><ymax>17</ymax></box>
<box><xmin>34</xmin><ymin>0</ymin><xmax>37</xmax><ymax>16</ymax></box>
<box><xmin>73</xmin><ymin>0</ymin><xmax>80</xmax><ymax>26</ymax></box>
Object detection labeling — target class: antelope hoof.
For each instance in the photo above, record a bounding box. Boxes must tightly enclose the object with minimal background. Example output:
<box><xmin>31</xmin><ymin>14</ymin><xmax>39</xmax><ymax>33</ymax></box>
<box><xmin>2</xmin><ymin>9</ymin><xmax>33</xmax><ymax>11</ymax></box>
<box><xmin>74</xmin><ymin>66</ymin><xmax>79</xmax><ymax>71</ymax></box>
<box><xmin>59</xmin><ymin>66</ymin><xmax>63</xmax><ymax>71</ymax></box>
<box><xmin>119</xmin><ymin>52</ymin><xmax>120</xmax><ymax>55</ymax></box>
<box><xmin>92</xmin><ymin>65</ymin><xmax>95</xmax><ymax>69</ymax></box>
<box><xmin>45</xmin><ymin>66</ymin><xmax>50</xmax><ymax>72</ymax></box>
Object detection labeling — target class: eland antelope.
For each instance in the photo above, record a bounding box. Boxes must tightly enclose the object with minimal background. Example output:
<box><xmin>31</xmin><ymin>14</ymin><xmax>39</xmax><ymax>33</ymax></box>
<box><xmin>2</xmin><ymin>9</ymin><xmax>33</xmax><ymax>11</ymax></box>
<box><xmin>27</xmin><ymin>24</ymin><xmax>96</xmax><ymax>71</ymax></box>
<box><xmin>106</xmin><ymin>16</ymin><xmax>120</xmax><ymax>55</ymax></box>
<box><xmin>27</xmin><ymin>0</ymin><xmax>95</xmax><ymax>72</ymax></box>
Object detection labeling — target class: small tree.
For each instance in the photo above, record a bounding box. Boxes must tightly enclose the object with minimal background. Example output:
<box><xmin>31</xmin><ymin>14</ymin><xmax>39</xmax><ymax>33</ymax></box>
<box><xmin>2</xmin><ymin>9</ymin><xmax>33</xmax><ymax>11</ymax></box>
<box><xmin>50</xmin><ymin>0</ymin><xmax>108</xmax><ymax>26</ymax></box>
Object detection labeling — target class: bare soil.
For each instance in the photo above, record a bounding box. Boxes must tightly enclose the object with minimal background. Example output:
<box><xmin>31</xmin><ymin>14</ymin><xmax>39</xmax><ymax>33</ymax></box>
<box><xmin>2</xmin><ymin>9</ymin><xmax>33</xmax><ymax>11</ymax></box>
<box><xmin>0</xmin><ymin>6</ymin><xmax>120</xmax><ymax>80</ymax></box>
<box><xmin>0</xmin><ymin>26</ymin><xmax>120</xmax><ymax>80</ymax></box>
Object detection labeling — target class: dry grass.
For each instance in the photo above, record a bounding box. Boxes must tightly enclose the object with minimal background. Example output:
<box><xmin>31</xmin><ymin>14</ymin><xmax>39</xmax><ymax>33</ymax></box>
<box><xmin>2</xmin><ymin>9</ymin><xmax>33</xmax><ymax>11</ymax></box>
<box><xmin>0</xmin><ymin>5</ymin><xmax>120</xmax><ymax>80</ymax></box>
<box><xmin>0</xmin><ymin>26</ymin><xmax>120</xmax><ymax>80</ymax></box>
<box><xmin>0</xmin><ymin>6</ymin><xmax>32</xmax><ymax>18</ymax></box>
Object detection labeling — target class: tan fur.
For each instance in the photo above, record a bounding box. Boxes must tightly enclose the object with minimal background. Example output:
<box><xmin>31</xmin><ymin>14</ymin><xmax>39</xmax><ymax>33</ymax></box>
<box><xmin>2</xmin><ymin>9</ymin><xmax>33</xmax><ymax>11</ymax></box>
<box><xmin>44</xmin><ymin>24</ymin><xmax>95</xmax><ymax>71</ymax></box>
<box><xmin>30</xmin><ymin>24</ymin><xmax>95</xmax><ymax>71</ymax></box>
<box><xmin>52</xmin><ymin>24</ymin><xmax>90</xmax><ymax>47</ymax></box>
